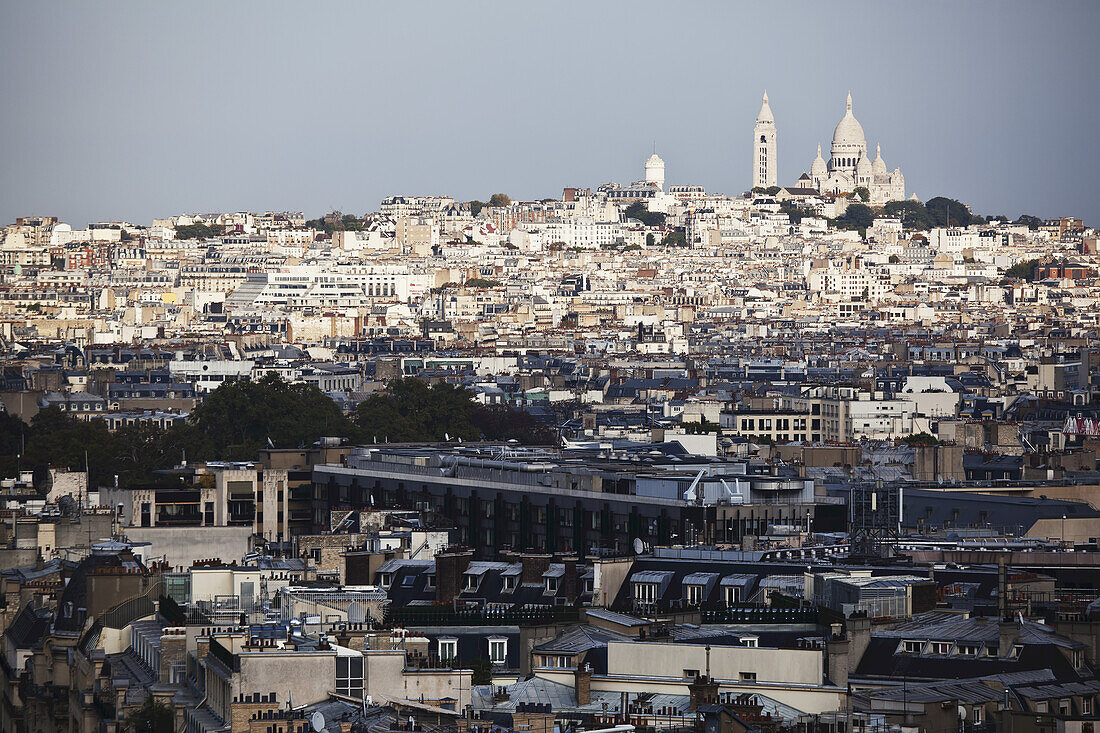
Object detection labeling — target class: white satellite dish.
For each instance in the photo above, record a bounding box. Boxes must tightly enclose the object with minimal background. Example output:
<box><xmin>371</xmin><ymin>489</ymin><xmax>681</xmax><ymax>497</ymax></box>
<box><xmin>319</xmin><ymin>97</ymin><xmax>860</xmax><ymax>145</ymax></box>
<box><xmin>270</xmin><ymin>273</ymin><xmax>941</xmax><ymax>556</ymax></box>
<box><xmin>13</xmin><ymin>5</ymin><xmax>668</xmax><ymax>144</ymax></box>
<box><xmin>633</xmin><ymin>538</ymin><xmax>650</xmax><ymax>555</ymax></box>
<box><xmin>311</xmin><ymin>712</ymin><xmax>325</xmax><ymax>733</ymax></box>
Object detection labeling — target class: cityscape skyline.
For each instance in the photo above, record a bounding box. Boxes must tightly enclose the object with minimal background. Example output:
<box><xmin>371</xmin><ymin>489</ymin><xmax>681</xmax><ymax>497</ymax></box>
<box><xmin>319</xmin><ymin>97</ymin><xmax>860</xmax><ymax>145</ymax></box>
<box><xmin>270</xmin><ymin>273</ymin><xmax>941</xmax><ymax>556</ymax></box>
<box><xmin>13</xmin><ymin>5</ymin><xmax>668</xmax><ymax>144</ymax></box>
<box><xmin>2</xmin><ymin>1</ymin><xmax>1098</xmax><ymax>226</ymax></box>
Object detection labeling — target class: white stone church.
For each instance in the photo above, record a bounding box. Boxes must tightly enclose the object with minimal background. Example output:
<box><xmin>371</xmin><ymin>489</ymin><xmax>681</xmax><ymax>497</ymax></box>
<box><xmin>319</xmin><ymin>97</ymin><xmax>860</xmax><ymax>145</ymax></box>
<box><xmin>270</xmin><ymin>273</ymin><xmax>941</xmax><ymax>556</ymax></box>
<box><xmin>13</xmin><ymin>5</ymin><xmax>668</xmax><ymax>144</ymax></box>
<box><xmin>753</xmin><ymin>92</ymin><xmax>906</xmax><ymax>205</ymax></box>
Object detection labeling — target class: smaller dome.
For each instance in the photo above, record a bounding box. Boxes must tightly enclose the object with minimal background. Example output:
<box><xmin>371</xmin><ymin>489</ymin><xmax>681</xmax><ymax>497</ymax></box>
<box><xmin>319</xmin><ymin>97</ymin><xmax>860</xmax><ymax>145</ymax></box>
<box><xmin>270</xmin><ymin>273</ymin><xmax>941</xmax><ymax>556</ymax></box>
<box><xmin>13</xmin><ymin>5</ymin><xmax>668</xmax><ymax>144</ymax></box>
<box><xmin>856</xmin><ymin>155</ymin><xmax>872</xmax><ymax>175</ymax></box>
<box><xmin>811</xmin><ymin>144</ymin><xmax>827</xmax><ymax>176</ymax></box>
<box><xmin>872</xmin><ymin>144</ymin><xmax>888</xmax><ymax>177</ymax></box>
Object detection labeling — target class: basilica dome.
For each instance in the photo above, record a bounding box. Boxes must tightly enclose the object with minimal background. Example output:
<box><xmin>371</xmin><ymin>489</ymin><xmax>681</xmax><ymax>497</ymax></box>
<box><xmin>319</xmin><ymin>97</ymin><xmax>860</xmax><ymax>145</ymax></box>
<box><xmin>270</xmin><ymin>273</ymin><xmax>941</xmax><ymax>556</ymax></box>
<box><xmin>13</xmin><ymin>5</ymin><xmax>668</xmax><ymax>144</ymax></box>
<box><xmin>832</xmin><ymin>92</ymin><xmax>866</xmax><ymax>150</ymax></box>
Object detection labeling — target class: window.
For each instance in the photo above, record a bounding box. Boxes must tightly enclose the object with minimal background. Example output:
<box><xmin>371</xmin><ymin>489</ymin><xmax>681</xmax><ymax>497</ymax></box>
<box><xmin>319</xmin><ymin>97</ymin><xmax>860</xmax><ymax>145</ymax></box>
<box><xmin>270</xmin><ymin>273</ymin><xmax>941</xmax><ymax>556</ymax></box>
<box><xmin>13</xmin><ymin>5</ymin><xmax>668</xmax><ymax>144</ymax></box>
<box><xmin>740</xmin><ymin>672</ymin><xmax>757</xmax><ymax>682</ymax></box>
<box><xmin>1083</xmin><ymin>696</ymin><xmax>1093</xmax><ymax>715</ymax></box>
<box><xmin>336</xmin><ymin>656</ymin><xmax>363</xmax><ymax>699</ymax></box>
<box><xmin>685</xmin><ymin>585</ymin><xmax>703</xmax><ymax>605</ymax></box>
<box><xmin>1072</xmin><ymin>649</ymin><xmax>1083</xmax><ymax>668</ymax></box>
<box><xmin>724</xmin><ymin>586</ymin><xmax>741</xmax><ymax>606</ymax></box>
<box><xmin>464</xmin><ymin>574</ymin><xmax>479</xmax><ymax>592</ymax></box>
<box><xmin>634</xmin><ymin>583</ymin><xmax>658</xmax><ymax>604</ymax></box>
<box><xmin>545</xmin><ymin>577</ymin><xmax>558</xmax><ymax>593</ymax></box>
<box><xmin>957</xmin><ymin>644</ymin><xmax>981</xmax><ymax>656</ymax></box>
<box><xmin>740</xmin><ymin>636</ymin><xmax>758</xmax><ymax>648</ymax></box>
<box><xmin>902</xmin><ymin>640</ymin><xmax>923</xmax><ymax>654</ymax></box>
<box><xmin>1035</xmin><ymin>701</ymin><xmax>1048</xmax><ymax>713</ymax></box>
<box><xmin>503</xmin><ymin>575</ymin><xmax>517</xmax><ymax>592</ymax></box>
<box><xmin>424</xmin><ymin>574</ymin><xmax>435</xmax><ymax>589</ymax></box>
<box><xmin>1058</xmin><ymin>700</ymin><xmax>1069</xmax><ymax>716</ymax></box>
<box><xmin>930</xmin><ymin>642</ymin><xmax>950</xmax><ymax>655</ymax></box>
<box><xmin>488</xmin><ymin>638</ymin><xmax>508</xmax><ymax>665</ymax></box>
<box><xmin>378</xmin><ymin>573</ymin><xmax>392</xmax><ymax>589</ymax></box>
<box><xmin>971</xmin><ymin>706</ymin><xmax>982</xmax><ymax>724</ymax></box>
<box><xmin>438</xmin><ymin>638</ymin><xmax>457</xmax><ymax>662</ymax></box>
<box><xmin>683</xmin><ymin>669</ymin><xmax>699</xmax><ymax>679</ymax></box>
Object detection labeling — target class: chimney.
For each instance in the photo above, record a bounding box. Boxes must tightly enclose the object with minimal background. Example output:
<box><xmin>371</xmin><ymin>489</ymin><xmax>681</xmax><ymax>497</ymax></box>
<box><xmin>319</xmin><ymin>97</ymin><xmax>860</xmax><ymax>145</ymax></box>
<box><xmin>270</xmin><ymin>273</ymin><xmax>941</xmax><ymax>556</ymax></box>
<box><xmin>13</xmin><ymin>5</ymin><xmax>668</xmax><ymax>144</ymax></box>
<box><xmin>561</xmin><ymin>557</ymin><xmax>579</xmax><ymax>601</ymax></box>
<box><xmin>159</xmin><ymin>628</ymin><xmax>186</xmax><ymax>684</ymax></box>
<box><xmin>688</xmin><ymin>674</ymin><xmax>719</xmax><ymax>712</ymax></box>
<box><xmin>574</xmin><ymin>663</ymin><xmax>592</xmax><ymax>706</ymax></box>
<box><xmin>520</xmin><ymin>553</ymin><xmax>552</xmax><ymax>585</ymax></box>
<box><xmin>999</xmin><ymin>618</ymin><xmax>1019</xmax><ymax>658</ymax></box>
<box><xmin>434</xmin><ymin>547</ymin><xmax>473</xmax><ymax>604</ymax></box>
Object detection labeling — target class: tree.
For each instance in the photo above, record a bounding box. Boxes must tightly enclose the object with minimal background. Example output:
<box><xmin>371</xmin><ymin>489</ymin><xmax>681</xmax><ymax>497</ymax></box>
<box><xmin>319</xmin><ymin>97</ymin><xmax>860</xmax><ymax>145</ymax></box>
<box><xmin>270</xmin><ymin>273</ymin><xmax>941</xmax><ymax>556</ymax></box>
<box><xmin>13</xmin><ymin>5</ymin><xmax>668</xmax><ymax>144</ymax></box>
<box><xmin>752</xmin><ymin>186</ymin><xmax>780</xmax><ymax>196</ymax></box>
<box><xmin>355</xmin><ymin>378</ymin><xmax>550</xmax><ymax>444</ymax></box>
<box><xmin>622</xmin><ymin>201</ymin><xmax>666</xmax><ymax>227</ymax></box>
<box><xmin>645</xmin><ymin>233</ymin><xmax>655</xmax><ymax>247</ymax></box>
<box><xmin>853</xmin><ymin>186</ymin><xmax>870</xmax><ymax>202</ymax></box>
<box><xmin>883</xmin><ymin>200</ymin><xmax>934</xmax><ymax>230</ymax></box>
<box><xmin>660</xmin><ymin>230</ymin><xmax>687</xmax><ymax>247</ymax></box>
<box><xmin>188</xmin><ymin>373</ymin><xmax>357</xmax><ymax>460</ymax></box>
<box><xmin>468</xmin><ymin>200</ymin><xmax>485</xmax><ymax>217</ymax></box>
<box><xmin>469</xmin><ymin>658</ymin><xmax>493</xmax><ymax>685</ymax></box>
<box><xmin>1005</xmin><ymin>258</ymin><xmax>1042</xmax><ymax>280</ymax></box>
<box><xmin>488</xmin><ymin>193</ymin><xmax>511</xmax><ymax>208</ymax></box>
<box><xmin>833</xmin><ymin>203</ymin><xmax>875</xmax><ymax>232</ymax></box>
<box><xmin>901</xmin><ymin>432</ymin><xmax>940</xmax><ymax>446</ymax></box>
<box><xmin>925</xmin><ymin>197</ymin><xmax>972</xmax><ymax>228</ymax></box>
<box><xmin>124</xmin><ymin>696</ymin><xmax>173</xmax><ymax>733</ymax></box>
<box><xmin>463</xmin><ymin>277</ymin><xmax>501</xmax><ymax>288</ymax></box>
<box><xmin>888</xmin><ymin>254</ymin><xmax>901</xmax><ymax>263</ymax></box>
<box><xmin>1014</xmin><ymin>214</ymin><xmax>1043</xmax><ymax>230</ymax></box>
<box><xmin>174</xmin><ymin>223</ymin><xmax>224</xmax><ymax>240</ymax></box>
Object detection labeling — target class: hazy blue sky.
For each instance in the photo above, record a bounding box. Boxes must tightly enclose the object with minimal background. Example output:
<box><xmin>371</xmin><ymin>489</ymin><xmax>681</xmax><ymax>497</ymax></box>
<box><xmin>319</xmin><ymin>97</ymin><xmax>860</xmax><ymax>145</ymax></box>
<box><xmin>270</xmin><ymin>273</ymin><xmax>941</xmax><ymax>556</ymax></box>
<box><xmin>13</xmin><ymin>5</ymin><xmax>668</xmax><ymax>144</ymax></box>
<box><xmin>2</xmin><ymin>1</ymin><xmax>1097</xmax><ymax>226</ymax></box>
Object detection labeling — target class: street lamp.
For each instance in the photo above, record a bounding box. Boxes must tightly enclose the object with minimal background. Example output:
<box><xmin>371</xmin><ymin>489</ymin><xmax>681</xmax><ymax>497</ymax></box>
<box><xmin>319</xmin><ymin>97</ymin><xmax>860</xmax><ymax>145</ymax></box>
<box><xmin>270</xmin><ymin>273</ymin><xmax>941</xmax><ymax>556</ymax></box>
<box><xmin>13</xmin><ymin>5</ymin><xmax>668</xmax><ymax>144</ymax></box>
<box><xmin>1062</xmin><ymin>515</ymin><xmax>1066</xmax><ymax>546</ymax></box>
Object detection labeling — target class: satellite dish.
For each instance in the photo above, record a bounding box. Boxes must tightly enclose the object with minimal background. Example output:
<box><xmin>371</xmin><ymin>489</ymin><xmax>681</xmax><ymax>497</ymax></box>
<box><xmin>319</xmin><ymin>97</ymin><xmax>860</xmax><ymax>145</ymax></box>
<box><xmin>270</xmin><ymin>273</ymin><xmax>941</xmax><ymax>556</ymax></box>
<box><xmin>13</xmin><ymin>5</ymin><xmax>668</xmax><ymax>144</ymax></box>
<box><xmin>633</xmin><ymin>538</ymin><xmax>650</xmax><ymax>555</ymax></box>
<box><xmin>957</xmin><ymin>705</ymin><xmax>966</xmax><ymax>721</ymax></box>
<box><xmin>311</xmin><ymin>712</ymin><xmax>325</xmax><ymax>733</ymax></box>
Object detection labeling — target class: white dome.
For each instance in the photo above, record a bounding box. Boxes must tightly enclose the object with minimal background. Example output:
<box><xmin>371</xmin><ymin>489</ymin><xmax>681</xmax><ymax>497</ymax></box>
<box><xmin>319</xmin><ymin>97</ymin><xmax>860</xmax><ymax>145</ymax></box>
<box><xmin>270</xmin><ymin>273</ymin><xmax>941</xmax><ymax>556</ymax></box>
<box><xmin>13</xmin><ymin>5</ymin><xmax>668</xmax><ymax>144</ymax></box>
<box><xmin>811</xmin><ymin>144</ymin><xmax>827</xmax><ymax>176</ymax></box>
<box><xmin>872</xmin><ymin>144</ymin><xmax>888</xmax><ymax>177</ymax></box>
<box><xmin>832</xmin><ymin>93</ymin><xmax>866</xmax><ymax>149</ymax></box>
<box><xmin>856</xmin><ymin>155</ymin><xmax>872</xmax><ymax>175</ymax></box>
<box><xmin>645</xmin><ymin>153</ymin><xmax>664</xmax><ymax>167</ymax></box>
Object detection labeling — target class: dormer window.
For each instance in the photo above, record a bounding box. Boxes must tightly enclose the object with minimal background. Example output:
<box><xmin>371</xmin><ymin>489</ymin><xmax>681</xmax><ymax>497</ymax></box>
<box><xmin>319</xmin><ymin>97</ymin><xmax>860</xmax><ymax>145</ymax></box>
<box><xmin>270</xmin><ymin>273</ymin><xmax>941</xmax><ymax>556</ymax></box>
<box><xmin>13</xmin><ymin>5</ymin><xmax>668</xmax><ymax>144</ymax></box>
<box><xmin>902</xmin><ymin>640</ymin><xmax>923</xmax><ymax>654</ymax></box>
<box><xmin>503</xmin><ymin>575</ymin><xmax>517</xmax><ymax>592</ymax></box>
<box><xmin>378</xmin><ymin>573</ymin><xmax>392</xmax><ymax>589</ymax></box>
<box><xmin>464</xmin><ymin>574</ymin><xmax>479</xmax><ymax>592</ymax></box>
<box><xmin>545</xmin><ymin>577</ymin><xmax>558</xmax><ymax>593</ymax></box>
<box><xmin>424</xmin><ymin>574</ymin><xmax>435</xmax><ymax>589</ymax></box>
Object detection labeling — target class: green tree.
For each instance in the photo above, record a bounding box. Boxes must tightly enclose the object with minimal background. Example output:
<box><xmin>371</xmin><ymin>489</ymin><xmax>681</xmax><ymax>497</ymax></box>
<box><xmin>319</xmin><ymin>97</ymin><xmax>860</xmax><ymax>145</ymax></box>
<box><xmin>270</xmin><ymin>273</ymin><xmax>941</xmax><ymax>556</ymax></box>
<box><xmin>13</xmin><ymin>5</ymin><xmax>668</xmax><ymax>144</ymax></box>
<box><xmin>468</xmin><ymin>200</ymin><xmax>485</xmax><ymax>217</ymax></box>
<box><xmin>888</xmin><ymin>254</ymin><xmax>901</xmax><ymax>263</ymax></box>
<box><xmin>174</xmin><ymin>223</ymin><xmax>224</xmax><ymax>240</ymax></box>
<box><xmin>355</xmin><ymin>378</ymin><xmax>550</xmax><ymax>444</ymax></box>
<box><xmin>853</xmin><ymin>186</ymin><xmax>870</xmax><ymax>202</ymax></box>
<box><xmin>901</xmin><ymin>432</ymin><xmax>940</xmax><ymax>446</ymax></box>
<box><xmin>645</xmin><ymin>233</ymin><xmax>655</xmax><ymax>247</ymax></box>
<box><xmin>188</xmin><ymin>373</ymin><xmax>357</xmax><ymax>460</ymax></box>
<box><xmin>752</xmin><ymin>186</ymin><xmax>780</xmax><ymax>196</ymax></box>
<box><xmin>925</xmin><ymin>196</ymin><xmax>972</xmax><ymax>228</ymax></box>
<box><xmin>1014</xmin><ymin>214</ymin><xmax>1043</xmax><ymax>230</ymax></box>
<box><xmin>463</xmin><ymin>278</ymin><xmax>501</xmax><ymax>288</ymax></box>
<box><xmin>883</xmin><ymin>200</ymin><xmax>934</xmax><ymax>230</ymax></box>
<box><xmin>124</xmin><ymin>696</ymin><xmax>173</xmax><ymax>733</ymax></box>
<box><xmin>1005</xmin><ymin>258</ymin><xmax>1042</xmax><ymax>280</ymax></box>
<box><xmin>488</xmin><ymin>193</ymin><xmax>511</xmax><ymax>208</ymax></box>
<box><xmin>833</xmin><ymin>203</ymin><xmax>875</xmax><ymax>232</ymax></box>
<box><xmin>622</xmin><ymin>201</ymin><xmax>666</xmax><ymax>227</ymax></box>
<box><xmin>469</xmin><ymin>658</ymin><xmax>494</xmax><ymax>685</ymax></box>
<box><xmin>660</xmin><ymin>230</ymin><xmax>687</xmax><ymax>247</ymax></box>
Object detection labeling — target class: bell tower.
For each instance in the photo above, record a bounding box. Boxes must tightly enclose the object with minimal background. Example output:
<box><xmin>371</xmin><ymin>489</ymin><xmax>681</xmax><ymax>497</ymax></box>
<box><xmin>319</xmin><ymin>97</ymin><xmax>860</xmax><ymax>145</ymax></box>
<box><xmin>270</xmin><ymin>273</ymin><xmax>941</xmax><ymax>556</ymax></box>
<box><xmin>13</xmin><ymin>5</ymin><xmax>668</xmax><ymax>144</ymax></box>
<box><xmin>753</xmin><ymin>91</ymin><xmax>777</xmax><ymax>189</ymax></box>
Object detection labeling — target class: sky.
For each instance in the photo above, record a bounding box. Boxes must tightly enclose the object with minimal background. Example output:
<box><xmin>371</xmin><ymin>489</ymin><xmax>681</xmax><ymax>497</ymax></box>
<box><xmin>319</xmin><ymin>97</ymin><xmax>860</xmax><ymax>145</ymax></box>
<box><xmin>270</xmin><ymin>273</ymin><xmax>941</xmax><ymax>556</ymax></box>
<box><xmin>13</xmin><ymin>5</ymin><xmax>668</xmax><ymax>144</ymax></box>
<box><xmin>1</xmin><ymin>1</ymin><xmax>1097</xmax><ymax>227</ymax></box>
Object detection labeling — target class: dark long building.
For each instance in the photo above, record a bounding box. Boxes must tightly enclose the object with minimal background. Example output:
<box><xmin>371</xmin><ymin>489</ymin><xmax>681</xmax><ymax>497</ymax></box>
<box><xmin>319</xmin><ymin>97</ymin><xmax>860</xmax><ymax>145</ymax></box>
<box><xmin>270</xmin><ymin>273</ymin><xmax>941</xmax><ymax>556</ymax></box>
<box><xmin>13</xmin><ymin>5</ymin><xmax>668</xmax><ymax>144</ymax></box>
<box><xmin>312</xmin><ymin>445</ymin><xmax>821</xmax><ymax>559</ymax></box>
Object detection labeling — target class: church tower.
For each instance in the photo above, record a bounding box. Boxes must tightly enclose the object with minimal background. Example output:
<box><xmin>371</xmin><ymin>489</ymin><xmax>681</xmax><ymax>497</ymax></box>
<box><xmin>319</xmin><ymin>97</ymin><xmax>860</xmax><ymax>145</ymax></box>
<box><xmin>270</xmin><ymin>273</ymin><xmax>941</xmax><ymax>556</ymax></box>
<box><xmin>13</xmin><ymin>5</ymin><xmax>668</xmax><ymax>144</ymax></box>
<box><xmin>753</xmin><ymin>91</ymin><xmax>777</xmax><ymax>189</ymax></box>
